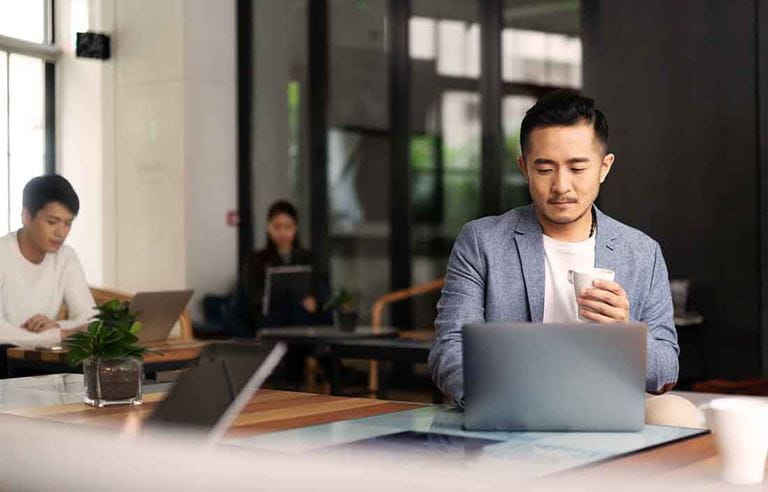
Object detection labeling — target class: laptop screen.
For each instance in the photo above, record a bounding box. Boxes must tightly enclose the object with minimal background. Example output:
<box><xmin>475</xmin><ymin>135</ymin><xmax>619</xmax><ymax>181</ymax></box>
<box><xmin>144</xmin><ymin>342</ymin><xmax>286</xmax><ymax>436</ymax></box>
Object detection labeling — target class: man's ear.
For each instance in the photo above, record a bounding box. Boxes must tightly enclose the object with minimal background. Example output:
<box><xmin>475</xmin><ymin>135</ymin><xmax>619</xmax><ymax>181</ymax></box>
<box><xmin>599</xmin><ymin>153</ymin><xmax>615</xmax><ymax>184</ymax></box>
<box><xmin>21</xmin><ymin>207</ymin><xmax>32</xmax><ymax>227</ymax></box>
<box><xmin>517</xmin><ymin>155</ymin><xmax>529</xmax><ymax>181</ymax></box>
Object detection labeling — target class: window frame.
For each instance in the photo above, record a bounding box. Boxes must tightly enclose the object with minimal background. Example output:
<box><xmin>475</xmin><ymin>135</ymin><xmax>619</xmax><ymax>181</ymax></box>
<box><xmin>0</xmin><ymin>0</ymin><xmax>59</xmax><ymax>234</ymax></box>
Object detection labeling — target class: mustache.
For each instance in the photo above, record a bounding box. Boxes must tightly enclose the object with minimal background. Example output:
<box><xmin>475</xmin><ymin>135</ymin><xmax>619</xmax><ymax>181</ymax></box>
<box><xmin>547</xmin><ymin>197</ymin><xmax>578</xmax><ymax>204</ymax></box>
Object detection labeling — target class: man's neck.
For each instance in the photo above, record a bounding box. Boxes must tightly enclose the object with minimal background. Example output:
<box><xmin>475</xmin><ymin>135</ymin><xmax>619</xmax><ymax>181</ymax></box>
<box><xmin>537</xmin><ymin>207</ymin><xmax>594</xmax><ymax>242</ymax></box>
<box><xmin>16</xmin><ymin>229</ymin><xmax>46</xmax><ymax>264</ymax></box>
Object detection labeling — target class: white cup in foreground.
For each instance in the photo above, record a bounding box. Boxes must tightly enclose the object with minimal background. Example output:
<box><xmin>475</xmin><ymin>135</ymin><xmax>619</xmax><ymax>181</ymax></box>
<box><xmin>707</xmin><ymin>398</ymin><xmax>768</xmax><ymax>485</ymax></box>
<box><xmin>567</xmin><ymin>268</ymin><xmax>615</xmax><ymax>321</ymax></box>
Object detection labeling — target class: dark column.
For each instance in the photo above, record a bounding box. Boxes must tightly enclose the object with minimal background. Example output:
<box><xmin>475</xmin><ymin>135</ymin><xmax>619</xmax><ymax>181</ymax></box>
<box><xmin>758</xmin><ymin>0</ymin><xmax>768</xmax><ymax>376</ymax></box>
<box><xmin>309</xmin><ymin>0</ymin><xmax>330</xmax><ymax>281</ymax></box>
<box><xmin>236</xmin><ymin>0</ymin><xmax>254</xmax><ymax>268</ymax></box>
<box><xmin>479</xmin><ymin>0</ymin><xmax>503</xmax><ymax>217</ymax></box>
<box><xmin>388</xmin><ymin>0</ymin><xmax>412</xmax><ymax>328</ymax></box>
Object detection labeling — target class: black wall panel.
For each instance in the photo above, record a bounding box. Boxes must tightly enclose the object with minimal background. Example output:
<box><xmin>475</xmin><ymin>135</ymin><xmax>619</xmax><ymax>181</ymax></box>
<box><xmin>583</xmin><ymin>0</ymin><xmax>761</xmax><ymax>378</ymax></box>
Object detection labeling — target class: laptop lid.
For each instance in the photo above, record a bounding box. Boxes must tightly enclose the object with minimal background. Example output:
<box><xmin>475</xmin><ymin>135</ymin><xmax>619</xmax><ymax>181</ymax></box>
<box><xmin>462</xmin><ymin>322</ymin><xmax>647</xmax><ymax>432</ymax></box>
<box><xmin>144</xmin><ymin>341</ymin><xmax>287</xmax><ymax>443</ymax></box>
<box><xmin>262</xmin><ymin>266</ymin><xmax>312</xmax><ymax>316</ymax></box>
<box><xmin>130</xmin><ymin>290</ymin><xmax>194</xmax><ymax>343</ymax></box>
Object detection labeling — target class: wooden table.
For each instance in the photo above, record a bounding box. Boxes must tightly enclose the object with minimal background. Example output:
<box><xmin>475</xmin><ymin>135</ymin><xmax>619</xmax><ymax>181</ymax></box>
<box><xmin>5</xmin><ymin>339</ymin><xmax>209</xmax><ymax>378</ymax></box>
<box><xmin>540</xmin><ymin>433</ymin><xmax>729</xmax><ymax>489</ymax></box>
<box><xmin>258</xmin><ymin>325</ymin><xmax>399</xmax><ymax>345</ymax></box>
<box><xmin>0</xmin><ymin>378</ymin><xmax>747</xmax><ymax>488</ymax></box>
<box><xmin>325</xmin><ymin>339</ymin><xmax>438</xmax><ymax>400</ymax></box>
<box><xmin>7</xmin><ymin>388</ymin><xmax>421</xmax><ymax>439</ymax></box>
<box><xmin>258</xmin><ymin>325</ymin><xmax>400</xmax><ymax>393</ymax></box>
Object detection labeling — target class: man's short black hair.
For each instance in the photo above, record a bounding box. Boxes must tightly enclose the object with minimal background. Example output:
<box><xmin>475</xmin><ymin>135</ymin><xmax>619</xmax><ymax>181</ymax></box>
<box><xmin>22</xmin><ymin>174</ymin><xmax>80</xmax><ymax>217</ymax></box>
<box><xmin>519</xmin><ymin>89</ymin><xmax>608</xmax><ymax>155</ymax></box>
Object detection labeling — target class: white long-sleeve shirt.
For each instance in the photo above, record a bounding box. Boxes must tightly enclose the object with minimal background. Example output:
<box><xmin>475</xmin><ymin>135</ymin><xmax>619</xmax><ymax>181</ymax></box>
<box><xmin>0</xmin><ymin>231</ymin><xmax>96</xmax><ymax>346</ymax></box>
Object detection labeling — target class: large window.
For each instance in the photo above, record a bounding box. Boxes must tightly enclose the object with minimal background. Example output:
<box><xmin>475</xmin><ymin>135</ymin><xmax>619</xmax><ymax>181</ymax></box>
<box><xmin>0</xmin><ymin>0</ymin><xmax>56</xmax><ymax>234</ymax></box>
<box><xmin>249</xmin><ymin>0</ymin><xmax>582</xmax><ymax>328</ymax></box>
<box><xmin>407</xmin><ymin>1</ymin><xmax>582</xmax><ymax>329</ymax></box>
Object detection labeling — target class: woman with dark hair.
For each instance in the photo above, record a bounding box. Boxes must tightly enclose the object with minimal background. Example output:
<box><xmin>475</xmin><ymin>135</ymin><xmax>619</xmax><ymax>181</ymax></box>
<box><xmin>242</xmin><ymin>200</ymin><xmax>326</xmax><ymax>328</ymax></box>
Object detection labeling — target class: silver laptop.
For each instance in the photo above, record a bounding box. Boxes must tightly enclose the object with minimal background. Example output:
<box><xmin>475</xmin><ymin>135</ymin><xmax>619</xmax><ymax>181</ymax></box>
<box><xmin>144</xmin><ymin>341</ymin><xmax>287</xmax><ymax>443</ymax></box>
<box><xmin>130</xmin><ymin>290</ymin><xmax>194</xmax><ymax>343</ymax></box>
<box><xmin>462</xmin><ymin>322</ymin><xmax>647</xmax><ymax>432</ymax></box>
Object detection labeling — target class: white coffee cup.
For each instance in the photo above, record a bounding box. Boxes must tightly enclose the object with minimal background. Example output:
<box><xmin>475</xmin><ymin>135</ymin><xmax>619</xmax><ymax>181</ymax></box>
<box><xmin>706</xmin><ymin>397</ymin><xmax>768</xmax><ymax>485</ymax></box>
<box><xmin>567</xmin><ymin>268</ymin><xmax>615</xmax><ymax>321</ymax></box>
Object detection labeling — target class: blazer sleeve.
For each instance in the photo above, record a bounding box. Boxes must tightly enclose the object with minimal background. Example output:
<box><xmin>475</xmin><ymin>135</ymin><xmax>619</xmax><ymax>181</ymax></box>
<box><xmin>428</xmin><ymin>222</ymin><xmax>486</xmax><ymax>405</ymax></box>
<box><xmin>641</xmin><ymin>242</ymin><xmax>680</xmax><ymax>393</ymax></box>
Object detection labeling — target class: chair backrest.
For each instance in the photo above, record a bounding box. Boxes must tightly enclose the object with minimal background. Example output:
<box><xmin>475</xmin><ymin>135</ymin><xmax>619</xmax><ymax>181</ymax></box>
<box><xmin>59</xmin><ymin>287</ymin><xmax>194</xmax><ymax>340</ymax></box>
<box><xmin>370</xmin><ymin>278</ymin><xmax>445</xmax><ymax>329</ymax></box>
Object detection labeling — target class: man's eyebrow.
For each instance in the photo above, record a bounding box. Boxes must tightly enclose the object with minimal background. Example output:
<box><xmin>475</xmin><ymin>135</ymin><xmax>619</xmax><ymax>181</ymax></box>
<box><xmin>533</xmin><ymin>157</ymin><xmax>591</xmax><ymax>164</ymax></box>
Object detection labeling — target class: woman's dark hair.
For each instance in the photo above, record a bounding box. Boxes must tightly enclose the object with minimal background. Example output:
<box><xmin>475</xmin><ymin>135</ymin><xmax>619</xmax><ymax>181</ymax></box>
<box><xmin>22</xmin><ymin>174</ymin><xmax>80</xmax><ymax>217</ymax></box>
<box><xmin>265</xmin><ymin>200</ymin><xmax>303</xmax><ymax>256</ymax></box>
<box><xmin>519</xmin><ymin>89</ymin><xmax>609</xmax><ymax>156</ymax></box>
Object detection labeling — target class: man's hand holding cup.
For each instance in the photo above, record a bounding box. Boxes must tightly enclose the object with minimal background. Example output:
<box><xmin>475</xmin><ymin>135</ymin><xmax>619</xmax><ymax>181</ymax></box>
<box><xmin>569</xmin><ymin>268</ymin><xmax>629</xmax><ymax>323</ymax></box>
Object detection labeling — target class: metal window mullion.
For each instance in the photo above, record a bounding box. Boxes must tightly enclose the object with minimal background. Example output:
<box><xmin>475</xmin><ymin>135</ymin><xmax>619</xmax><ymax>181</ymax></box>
<box><xmin>44</xmin><ymin>61</ymin><xmax>55</xmax><ymax>173</ymax></box>
<box><xmin>6</xmin><ymin>53</ymin><xmax>10</xmax><ymax>232</ymax></box>
<box><xmin>45</xmin><ymin>0</ymin><xmax>54</xmax><ymax>44</ymax></box>
<box><xmin>0</xmin><ymin>34</ymin><xmax>60</xmax><ymax>62</ymax></box>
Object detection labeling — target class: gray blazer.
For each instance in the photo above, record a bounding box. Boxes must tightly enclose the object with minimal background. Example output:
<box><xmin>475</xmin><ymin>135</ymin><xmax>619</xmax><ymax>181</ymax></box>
<box><xmin>428</xmin><ymin>204</ymin><xmax>680</xmax><ymax>404</ymax></box>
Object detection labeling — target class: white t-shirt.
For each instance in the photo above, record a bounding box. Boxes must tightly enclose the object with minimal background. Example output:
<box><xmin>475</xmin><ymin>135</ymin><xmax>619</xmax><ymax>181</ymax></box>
<box><xmin>0</xmin><ymin>231</ymin><xmax>96</xmax><ymax>346</ymax></box>
<box><xmin>542</xmin><ymin>234</ymin><xmax>596</xmax><ymax>323</ymax></box>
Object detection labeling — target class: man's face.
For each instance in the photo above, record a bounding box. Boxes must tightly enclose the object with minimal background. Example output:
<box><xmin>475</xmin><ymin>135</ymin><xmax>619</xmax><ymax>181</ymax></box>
<box><xmin>22</xmin><ymin>201</ymin><xmax>75</xmax><ymax>253</ymax></box>
<box><xmin>518</xmin><ymin>123</ymin><xmax>614</xmax><ymax>228</ymax></box>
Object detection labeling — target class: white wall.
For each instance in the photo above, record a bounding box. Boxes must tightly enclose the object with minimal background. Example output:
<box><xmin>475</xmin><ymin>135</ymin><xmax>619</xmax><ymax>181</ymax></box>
<box><xmin>183</xmin><ymin>0</ymin><xmax>238</xmax><ymax>320</ymax></box>
<box><xmin>56</xmin><ymin>0</ymin><xmax>115</xmax><ymax>287</ymax></box>
<box><xmin>56</xmin><ymin>0</ymin><xmax>238</xmax><ymax>322</ymax></box>
<box><xmin>113</xmin><ymin>0</ymin><xmax>187</xmax><ymax>292</ymax></box>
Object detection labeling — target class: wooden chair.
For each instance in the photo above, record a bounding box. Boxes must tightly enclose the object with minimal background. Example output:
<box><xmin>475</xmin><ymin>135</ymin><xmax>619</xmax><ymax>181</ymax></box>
<box><xmin>366</xmin><ymin>278</ymin><xmax>445</xmax><ymax>396</ymax></box>
<box><xmin>59</xmin><ymin>287</ymin><xmax>194</xmax><ymax>340</ymax></box>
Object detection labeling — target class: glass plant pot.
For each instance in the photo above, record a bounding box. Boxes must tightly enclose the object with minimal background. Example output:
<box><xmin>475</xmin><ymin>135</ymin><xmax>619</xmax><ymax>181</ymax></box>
<box><xmin>83</xmin><ymin>357</ymin><xmax>143</xmax><ymax>407</ymax></box>
<box><xmin>334</xmin><ymin>310</ymin><xmax>358</xmax><ymax>332</ymax></box>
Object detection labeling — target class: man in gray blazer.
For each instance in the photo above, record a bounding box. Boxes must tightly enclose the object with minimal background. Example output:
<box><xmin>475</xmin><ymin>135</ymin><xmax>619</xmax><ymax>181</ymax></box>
<box><xmin>429</xmin><ymin>91</ymin><xmax>679</xmax><ymax>406</ymax></box>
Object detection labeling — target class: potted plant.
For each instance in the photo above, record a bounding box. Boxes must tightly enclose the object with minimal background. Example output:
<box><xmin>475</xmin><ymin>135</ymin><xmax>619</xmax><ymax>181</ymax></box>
<box><xmin>324</xmin><ymin>288</ymin><xmax>358</xmax><ymax>332</ymax></box>
<box><xmin>65</xmin><ymin>299</ymin><xmax>146</xmax><ymax>407</ymax></box>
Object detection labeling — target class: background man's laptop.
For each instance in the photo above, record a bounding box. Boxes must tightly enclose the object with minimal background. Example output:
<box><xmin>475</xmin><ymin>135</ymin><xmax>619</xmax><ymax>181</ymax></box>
<box><xmin>144</xmin><ymin>341</ymin><xmax>287</xmax><ymax>443</ymax></box>
<box><xmin>462</xmin><ymin>322</ymin><xmax>647</xmax><ymax>432</ymax></box>
<box><xmin>130</xmin><ymin>290</ymin><xmax>194</xmax><ymax>343</ymax></box>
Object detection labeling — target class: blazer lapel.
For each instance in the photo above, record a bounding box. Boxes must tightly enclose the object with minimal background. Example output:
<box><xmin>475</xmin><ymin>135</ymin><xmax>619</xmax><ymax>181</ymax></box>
<box><xmin>513</xmin><ymin>206</ymin><xmax>545</xmax><ymax>322</ymax></box>
<box><xmin>594</xmin><ymin>207</ymin><xmax>619</xmax><ymax>276</ymax></box>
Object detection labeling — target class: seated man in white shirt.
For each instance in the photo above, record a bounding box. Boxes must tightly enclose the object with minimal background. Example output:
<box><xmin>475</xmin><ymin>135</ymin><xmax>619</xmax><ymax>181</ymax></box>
<box><xmin>0</xmin><ymin>174</ymin><xmax>96</xmax><ymax>353</ymax></box>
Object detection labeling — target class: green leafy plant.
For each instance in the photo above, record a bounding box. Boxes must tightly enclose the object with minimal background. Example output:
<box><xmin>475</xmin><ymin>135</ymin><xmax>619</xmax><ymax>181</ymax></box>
<box><xmin>323</xmin><ymin>288</ymin><xmax>357</xmax><ymax>313</ymax></box>
<box><xmin>65</xmin><ymin>299</ymin><xmax>146</xmax><ymax>366</ymax></box>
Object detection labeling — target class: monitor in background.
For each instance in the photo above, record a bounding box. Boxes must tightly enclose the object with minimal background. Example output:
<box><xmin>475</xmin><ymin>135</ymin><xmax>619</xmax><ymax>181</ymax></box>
<box><xmin>130</xmin><ymin>290</ymin><xmax>194</xmax><ymax>343</ymax></box>
<box><xmin>143</xmin><ymin>341</ymin><xmax>287</xmax><ymax>443</ymax></box>
<box><xmin>462</xmin><ymin>322</ymin><xmax>647</xmax><ymax>432</ymax></box>
<box><xmin>262</xmin><ymin>265</ymin><xmax>312</xmax><ymax>316</ymax></box>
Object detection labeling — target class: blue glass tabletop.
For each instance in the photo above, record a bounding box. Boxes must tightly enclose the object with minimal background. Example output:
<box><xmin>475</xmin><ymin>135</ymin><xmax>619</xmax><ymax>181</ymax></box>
<box><xmin>227</xmin><ymin>406</ymin><xmax>707</xmax><ymax>479</ymax></box>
